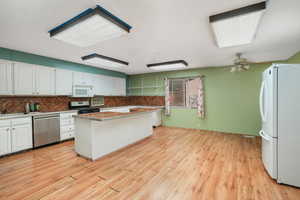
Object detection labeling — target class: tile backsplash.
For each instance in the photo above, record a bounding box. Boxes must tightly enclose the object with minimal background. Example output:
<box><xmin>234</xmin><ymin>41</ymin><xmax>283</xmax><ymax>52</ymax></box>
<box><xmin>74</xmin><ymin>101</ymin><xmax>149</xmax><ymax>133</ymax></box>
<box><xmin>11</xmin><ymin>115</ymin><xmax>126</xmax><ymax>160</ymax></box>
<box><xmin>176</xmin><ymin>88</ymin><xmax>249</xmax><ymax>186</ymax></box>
<box><xmin>0</xmin><ymin>96</ymin><xmax>87</xmax><ymax>113</ymax></box>
<box><xmin>0</xmin><ymin>96</ymin><xmax>164</xmax><ymax>114</ymax></box>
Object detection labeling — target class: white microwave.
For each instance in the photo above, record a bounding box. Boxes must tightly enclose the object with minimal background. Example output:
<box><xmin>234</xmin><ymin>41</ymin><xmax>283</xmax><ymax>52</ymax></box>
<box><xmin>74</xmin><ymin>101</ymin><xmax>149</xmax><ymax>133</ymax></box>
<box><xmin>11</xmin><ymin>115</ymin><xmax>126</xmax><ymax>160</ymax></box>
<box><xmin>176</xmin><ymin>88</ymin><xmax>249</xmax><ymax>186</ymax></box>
<box><xmin>72</xmin><ymin>85</ymin><xmax>94</xmax><ymax>97</ymax></box>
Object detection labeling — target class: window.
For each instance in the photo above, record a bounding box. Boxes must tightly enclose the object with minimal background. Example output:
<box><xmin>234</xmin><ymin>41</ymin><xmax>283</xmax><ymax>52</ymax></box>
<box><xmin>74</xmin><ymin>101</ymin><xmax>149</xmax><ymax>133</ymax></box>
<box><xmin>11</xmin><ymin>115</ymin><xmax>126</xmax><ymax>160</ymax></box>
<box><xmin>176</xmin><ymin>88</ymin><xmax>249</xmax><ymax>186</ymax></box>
<box><xmin>169</xmin><ymin>78</ymin><xmax>200</xmax><ymax>108</ymax></box>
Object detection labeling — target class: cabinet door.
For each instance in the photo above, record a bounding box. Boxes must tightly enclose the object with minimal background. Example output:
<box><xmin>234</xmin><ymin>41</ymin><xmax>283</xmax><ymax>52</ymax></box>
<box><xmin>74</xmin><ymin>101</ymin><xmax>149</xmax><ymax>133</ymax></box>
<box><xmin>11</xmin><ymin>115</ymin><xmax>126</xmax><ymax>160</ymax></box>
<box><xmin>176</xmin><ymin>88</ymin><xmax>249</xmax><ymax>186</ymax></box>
<box><xmin>14</xmin><ymin>62</ymin><xmax>36</xmax><ymax>95</ymax></box>
<box><xmin>56</xmin><ymin>69</ymin><xmax>73</xmax><ymax>95</ymax></box>
<box><xmin>92</xmin><ymin>74</ymin><xmax>101</xmax><ymax>95</ymax></box>
<box><xmin>36</xmin><ymin>65</ymin><xmax>55</xmax><ymax>95</ymax></box>
<box><xmin>115</xmin><ymin>77</ymin><xmax>126</xmax><ymax>96</ymax></box>
<box><xmin>73</xmin><ymin>72</ymin><xmax>93</xmax><ymax>86</ymax></box>
<box><xmin>0</xmin><ymin>127</ymin><xmax>12</xmax><ymax>156</ymax></box>
<box><xmin>73</xmin><ymin>72</ymin><xmax>83</xmax><ymax>85</ymax></box>
<box><xmin>0</xmin><ymin>61</ymin><xmax>13</xmax><ymax>95</ymax></box>
<box><xmin>11</xmin><ymin>124</ymin><xmax>33</xmax><ymax>152</ymax></box>
<box><xmin>84</xmin><ymin>73</ymin><xmax>93</xmax><ymax>86</ymax></box>
<box><xmin>100</xmin><ymin>75</ymin><xmax>113</xmax><ymax>96</ymax></box>
<box><xmin>110</xmin><ymin>77</ymin><xmax>126</xmax><ymax>96</ymax></box>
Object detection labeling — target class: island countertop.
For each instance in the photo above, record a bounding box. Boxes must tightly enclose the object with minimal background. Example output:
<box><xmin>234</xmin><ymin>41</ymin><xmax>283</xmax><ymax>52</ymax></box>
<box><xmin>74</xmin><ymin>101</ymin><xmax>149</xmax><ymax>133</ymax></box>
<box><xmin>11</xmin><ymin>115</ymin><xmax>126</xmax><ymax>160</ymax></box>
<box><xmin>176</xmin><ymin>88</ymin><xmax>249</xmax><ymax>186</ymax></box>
<box><xmin>74</xmin><ymin>108</ymin><xmax>162</xmax><ymax>121</ymax></box>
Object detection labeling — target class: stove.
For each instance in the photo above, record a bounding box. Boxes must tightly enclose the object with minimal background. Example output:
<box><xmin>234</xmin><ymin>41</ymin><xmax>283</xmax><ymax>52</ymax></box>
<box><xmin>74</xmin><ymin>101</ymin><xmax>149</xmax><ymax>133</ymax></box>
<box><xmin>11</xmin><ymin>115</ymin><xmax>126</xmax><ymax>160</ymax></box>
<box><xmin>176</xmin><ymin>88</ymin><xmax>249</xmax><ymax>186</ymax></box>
<box><xmin>69</xmin><ymin>101</ymin><xmax>100</xmax><ymax>114</ymax></box>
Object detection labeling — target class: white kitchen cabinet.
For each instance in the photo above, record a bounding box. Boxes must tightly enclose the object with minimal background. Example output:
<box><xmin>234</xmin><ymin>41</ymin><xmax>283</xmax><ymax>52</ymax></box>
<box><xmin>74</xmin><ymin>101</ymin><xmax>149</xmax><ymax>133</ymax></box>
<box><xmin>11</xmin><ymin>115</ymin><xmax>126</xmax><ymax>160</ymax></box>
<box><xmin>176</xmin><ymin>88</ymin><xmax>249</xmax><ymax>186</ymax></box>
<box><xmin>0</xmin><ymin>126</ymin><xmax>11</xmax><ymax>156</ymax></box>
<box><xmin>73</xmin><ymin>72</ymin><xmax>93</xmax><ymax>86</ymax></box>
<box><xmin>11</xmin><ymin>123</ymin><xmax>32</xmax><ymax>152</ymax></box>
<box><xmin>55</xmin><ymin>69</ymin><xmax>73</xmax><ymax>95</ymax></box>
<box><xmin>14</xmin><ymin>62</ymin><xmax>36</xmax><ymax>95</ymax></box>
<box><xmin>35</xmin><ymin>65</ymin><xmax>55</xmax><ymax>95</ymax></box>
<box><xmin>60</xmin><ymin>112</ymin><xmax>77</xmax><ymax>141</ymax></box>
<box><xmin>14</xmin><ymin>63</ymin><xmax>55</xmax><ymax>96</ymax></box>
<box><xmin>92</xmin><ymin>74</ymin><xmax>101</xmax><ymax>96</ymax></box>
<box><xmin>92</xmin><ymin>75</ymin><xmax>126</xmax><ymax>96</ymax></box>
<box><xmin>92</xmin><ymin>74</ymin><xmax>110</xmax><ymax>96</ymax></box>
<box><xmin>112</xmin><ymin>77</ymin><xmax>126</xmax><ymax>96</ymax></box>
<box><xmin>99</xmin><ymin>75</ymin><xmax>113</xmax><ymax>96</ymax></box>
<box><xmin>0</xmin><ymin>117</ymin><xmax>32</xmax><ymax>156</ymax></box>
<box><xmin>0</xmin><ymin>61</ymin><xmax>13</xmax><ymax>95</ymax></box>
<box><xmin>4</xmin><ymin>59</ymin><xmax>126</xmax><ymax>97</ymax></box>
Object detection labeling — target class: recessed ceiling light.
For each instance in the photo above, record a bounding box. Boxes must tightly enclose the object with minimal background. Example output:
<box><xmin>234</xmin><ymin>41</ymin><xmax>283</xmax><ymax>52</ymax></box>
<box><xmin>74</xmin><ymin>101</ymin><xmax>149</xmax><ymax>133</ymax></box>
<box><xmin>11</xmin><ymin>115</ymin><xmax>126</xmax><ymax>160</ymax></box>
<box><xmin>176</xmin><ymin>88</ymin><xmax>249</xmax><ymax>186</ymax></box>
<box><xmin>81</xmin><ymin>54</ymin><xmax>129</xmax><ymax>68</ymax></box>
<box><xmin>209</xmin><ymin>1</ymin><xmax>266</xmax><ymax>48</ymax></box>
<box><xmin>49</xmin><ymin>5</ymin><xmax>132</xmax><ymax>47</ymax></box>
<box><xmin>147</xmin><ymin>60</ymin><xmax>188</xmax><ymax>71</ymax></box>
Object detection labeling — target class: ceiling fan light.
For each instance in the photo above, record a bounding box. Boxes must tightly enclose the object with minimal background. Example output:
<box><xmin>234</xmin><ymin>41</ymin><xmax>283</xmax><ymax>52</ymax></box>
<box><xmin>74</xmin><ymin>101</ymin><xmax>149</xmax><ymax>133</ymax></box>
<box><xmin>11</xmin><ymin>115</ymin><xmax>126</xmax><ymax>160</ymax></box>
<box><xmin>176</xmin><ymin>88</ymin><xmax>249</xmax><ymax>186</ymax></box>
<box><xmin>209</xmin><ymin>2</ymin><xmax>266</xmax><ymax>48</ymax></box>
<box><xmin>49</xmin><ymin>5</ymin><xmax>132</xmax><ymax>47</ymax></box>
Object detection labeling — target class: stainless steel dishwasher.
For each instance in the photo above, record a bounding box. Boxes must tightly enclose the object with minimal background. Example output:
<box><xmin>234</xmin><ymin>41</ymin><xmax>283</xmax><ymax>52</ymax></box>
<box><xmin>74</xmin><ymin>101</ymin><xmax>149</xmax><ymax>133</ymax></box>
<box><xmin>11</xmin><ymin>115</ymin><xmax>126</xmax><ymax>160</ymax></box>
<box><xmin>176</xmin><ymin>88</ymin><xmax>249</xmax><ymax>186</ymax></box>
<box><xmin>33</xmin><ymin>114</ymin><xmax>60</xmax><ymax>148</ymax></box>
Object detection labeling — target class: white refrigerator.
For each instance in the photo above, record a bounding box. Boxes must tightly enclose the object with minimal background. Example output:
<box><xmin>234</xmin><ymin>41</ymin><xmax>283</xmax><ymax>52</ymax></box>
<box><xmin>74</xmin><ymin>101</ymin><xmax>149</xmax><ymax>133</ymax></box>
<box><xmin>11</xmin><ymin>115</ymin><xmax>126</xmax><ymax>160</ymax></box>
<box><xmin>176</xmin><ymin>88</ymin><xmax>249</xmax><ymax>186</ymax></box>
<box><xmin>260</xmin><ymin>64</ymin><xmax>300</xmax><ymax>187</ymax></box>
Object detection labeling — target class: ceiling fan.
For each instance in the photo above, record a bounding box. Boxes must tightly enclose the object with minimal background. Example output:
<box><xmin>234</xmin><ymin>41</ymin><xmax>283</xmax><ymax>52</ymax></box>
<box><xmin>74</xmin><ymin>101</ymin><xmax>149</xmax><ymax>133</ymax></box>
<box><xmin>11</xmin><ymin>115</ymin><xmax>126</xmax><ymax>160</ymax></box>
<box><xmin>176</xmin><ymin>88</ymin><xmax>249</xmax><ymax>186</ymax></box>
<box><xmin>230</xmin><ymin>53</ymin><xmax>251</xmax><ymax>72</ymax></box>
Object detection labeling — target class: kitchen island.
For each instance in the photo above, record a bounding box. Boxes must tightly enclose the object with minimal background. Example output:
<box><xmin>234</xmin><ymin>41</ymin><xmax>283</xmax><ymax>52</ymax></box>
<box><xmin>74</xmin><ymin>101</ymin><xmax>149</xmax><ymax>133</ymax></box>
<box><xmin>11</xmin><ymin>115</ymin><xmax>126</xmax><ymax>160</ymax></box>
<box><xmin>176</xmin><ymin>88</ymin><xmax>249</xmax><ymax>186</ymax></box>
<box><xmin>73</xmin><ymin>108</ymin><xmax>161</xmax><ymax>160</ymax></box>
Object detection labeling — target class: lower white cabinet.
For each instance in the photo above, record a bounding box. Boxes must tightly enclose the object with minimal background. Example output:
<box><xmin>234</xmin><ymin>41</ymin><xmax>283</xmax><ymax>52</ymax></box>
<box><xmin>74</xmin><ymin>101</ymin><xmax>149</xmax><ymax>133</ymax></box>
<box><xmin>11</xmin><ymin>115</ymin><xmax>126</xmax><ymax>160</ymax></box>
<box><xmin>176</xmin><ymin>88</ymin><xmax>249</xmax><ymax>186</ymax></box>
<box><xmin>60</xmin><ymin>112</ymin><xmax>77</xmax><ymax>141</ymax></box>
<box><xmin>0</xmin><ymin>126</ymin><xmax>11</xmax><ymax>156</ymax></box>
<box><xmin>0</xmin><ymin>117</ymin><xmax>33</xmax><ymax>156</ymax></box>
<box><xmin>11</xmin><ymin>124</ymin><xmax>33</xmax><ymax>152</ymax></box>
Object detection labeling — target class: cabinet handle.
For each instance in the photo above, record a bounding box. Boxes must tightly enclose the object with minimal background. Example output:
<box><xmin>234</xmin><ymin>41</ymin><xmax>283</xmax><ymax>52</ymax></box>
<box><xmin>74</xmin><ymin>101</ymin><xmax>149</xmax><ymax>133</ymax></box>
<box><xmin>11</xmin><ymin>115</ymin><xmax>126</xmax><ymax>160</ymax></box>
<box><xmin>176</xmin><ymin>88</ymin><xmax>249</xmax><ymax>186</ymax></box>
<box><xmin>12</xmin><ymin>128</ymin><xmax>15</xmax><ymax>130</ymax></box>
<box><xmin>6</xmin><ymin>128</ymin><xmax>10</xmax><ymax>131</ymax></box>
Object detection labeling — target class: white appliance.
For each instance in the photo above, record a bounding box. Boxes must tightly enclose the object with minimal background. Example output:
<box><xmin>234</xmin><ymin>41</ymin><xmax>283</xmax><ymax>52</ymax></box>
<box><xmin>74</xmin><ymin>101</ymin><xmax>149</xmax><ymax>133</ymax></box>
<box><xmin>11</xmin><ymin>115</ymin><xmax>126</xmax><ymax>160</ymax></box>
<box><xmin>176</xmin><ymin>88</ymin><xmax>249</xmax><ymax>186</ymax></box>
<box><xmin>72</xmin><ymin>85</ymin><xmax>94</xmax><ymax>97</ymax></box>
<box><xmin>260</xmin><ymin>64</ymin><xmax>300</xmax><ymax>187</ymax></box>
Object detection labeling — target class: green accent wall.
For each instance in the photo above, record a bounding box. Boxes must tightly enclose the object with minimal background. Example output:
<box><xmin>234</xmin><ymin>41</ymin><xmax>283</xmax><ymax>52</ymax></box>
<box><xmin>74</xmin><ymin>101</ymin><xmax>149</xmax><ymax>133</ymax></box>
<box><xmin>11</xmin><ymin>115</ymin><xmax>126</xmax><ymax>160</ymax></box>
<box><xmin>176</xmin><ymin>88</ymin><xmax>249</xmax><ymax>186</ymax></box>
<box><xmin>128</xmin><ymin>52</ymin><xmax>300</xmax><ymax>135</ymax></box>
<box><xmin>0</xmin><ymin>47</ymin><xmax>127</xmax><ymax>78</ymax></box>
<box><xmin>287</xmin><ymin>51</ymin><xmax>300</xmax><ymax>63</ymax></box>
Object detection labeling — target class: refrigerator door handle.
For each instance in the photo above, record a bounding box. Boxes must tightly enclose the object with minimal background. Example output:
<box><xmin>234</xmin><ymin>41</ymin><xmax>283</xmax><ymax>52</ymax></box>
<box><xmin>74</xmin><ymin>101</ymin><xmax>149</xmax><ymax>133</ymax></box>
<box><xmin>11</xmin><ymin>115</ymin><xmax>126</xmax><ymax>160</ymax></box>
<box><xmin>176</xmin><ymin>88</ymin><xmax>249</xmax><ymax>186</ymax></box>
<box><xmin>259</xmin><ymin>130</ymin><xmax>271</xmax><ymax>141</ymax></box>
<box><xmin>259</xmin><ymin>80</ymin><xmax>266</xmax><ymax>122</ymax></box>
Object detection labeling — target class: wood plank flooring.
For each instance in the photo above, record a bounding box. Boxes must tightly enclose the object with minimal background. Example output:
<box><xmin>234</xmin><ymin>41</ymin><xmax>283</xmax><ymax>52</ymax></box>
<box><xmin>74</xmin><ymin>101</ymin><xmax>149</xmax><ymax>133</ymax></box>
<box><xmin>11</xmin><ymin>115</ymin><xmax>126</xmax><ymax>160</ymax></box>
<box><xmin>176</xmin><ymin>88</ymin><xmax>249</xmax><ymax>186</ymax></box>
<box><xmin>0</xmin><ymin>127</ymin><xmax>299</xmax><ymax>200</ymax></box>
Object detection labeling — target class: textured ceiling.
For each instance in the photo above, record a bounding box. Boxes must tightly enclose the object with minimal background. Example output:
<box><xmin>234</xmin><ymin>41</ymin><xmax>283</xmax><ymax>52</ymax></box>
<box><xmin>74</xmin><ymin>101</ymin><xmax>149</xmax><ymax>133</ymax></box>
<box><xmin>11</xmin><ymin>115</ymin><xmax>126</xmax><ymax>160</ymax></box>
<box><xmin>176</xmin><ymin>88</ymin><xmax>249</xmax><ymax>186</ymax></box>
<box><xmin>0</xmin><ymin>0</ymin><xmax>299</xmax><ymax>74</ymax></box>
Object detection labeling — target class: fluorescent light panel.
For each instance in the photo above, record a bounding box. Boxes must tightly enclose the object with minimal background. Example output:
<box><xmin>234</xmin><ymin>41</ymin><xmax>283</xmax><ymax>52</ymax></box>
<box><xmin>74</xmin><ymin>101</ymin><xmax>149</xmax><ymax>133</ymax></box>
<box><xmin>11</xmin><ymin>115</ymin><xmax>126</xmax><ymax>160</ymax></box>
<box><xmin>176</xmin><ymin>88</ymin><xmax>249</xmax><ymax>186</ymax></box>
<box><xmin>147</xmin><ymin>60</ymin><xmax>188</xmax><ymax>71</ymax></box>
<box><xmin>49</xmin><ymin>5</ymin><xmax>132</xmax><ymax>47</ymax></box>
<box><xmin>82</xmin><ymin>54</ymin><xmax>128</xmax><ymax>68</ymax></box>
<box><xmin>210</xmin><ymin>2</ymin><xmax>266</xmax><ymax>48</ymax></box>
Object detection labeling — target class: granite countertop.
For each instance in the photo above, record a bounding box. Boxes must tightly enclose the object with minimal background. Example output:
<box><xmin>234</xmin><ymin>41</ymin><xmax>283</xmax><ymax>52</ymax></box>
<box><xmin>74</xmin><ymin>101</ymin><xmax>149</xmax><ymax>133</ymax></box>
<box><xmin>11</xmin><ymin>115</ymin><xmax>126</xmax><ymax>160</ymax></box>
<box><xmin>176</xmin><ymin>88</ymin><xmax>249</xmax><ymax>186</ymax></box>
<box><xmin>74</xmin><ymin>108</ymin><xmax>162</xmax><ymax>121</ymax></box>
<box><xmin>0</xmin><ymin>110</ymin><xmax>78</xmax><ymax>120</ymax></box>
<box><xmin>99</xmin><ymin>105</ymin><xmax>165</xmax><ymax>110</ymax></box>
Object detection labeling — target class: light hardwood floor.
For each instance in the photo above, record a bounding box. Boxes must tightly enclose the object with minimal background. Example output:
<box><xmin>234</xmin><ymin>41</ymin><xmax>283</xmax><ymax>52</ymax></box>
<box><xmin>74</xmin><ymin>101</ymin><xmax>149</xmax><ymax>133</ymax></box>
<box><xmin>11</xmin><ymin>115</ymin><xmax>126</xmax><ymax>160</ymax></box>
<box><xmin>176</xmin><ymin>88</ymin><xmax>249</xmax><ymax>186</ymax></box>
<box><xmin>0</xmin><ymin>127</ymin><xmax>299</xmax><ymax>200</ymax></box>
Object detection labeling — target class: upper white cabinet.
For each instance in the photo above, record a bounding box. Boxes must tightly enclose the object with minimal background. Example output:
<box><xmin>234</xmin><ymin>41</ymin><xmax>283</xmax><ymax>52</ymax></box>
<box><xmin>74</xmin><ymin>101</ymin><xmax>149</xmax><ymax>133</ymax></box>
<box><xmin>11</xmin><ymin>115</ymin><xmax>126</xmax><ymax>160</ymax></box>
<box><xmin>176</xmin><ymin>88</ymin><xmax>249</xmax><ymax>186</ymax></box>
<box><xmin>112</xmin><ymin>77</ymin><xmax>126</xmax><ymax>96</ymax></box>
<box><xmin>92</xmin><ymin>74</ymin><xmax>102</xmax><ymax>96</ymax></box>
<box><xmin>55</xmin><ymin>69</ymin><xmax>73</xmax><ymax>96</ymax></box>
<box><xmin>35</xmin><ymin>65</ymin><xmax>55</xmax><ymax>95</ymax></box>
<box><xmin>14</xmin><ymin>63</ymin><xmax>55</xmax><ymax>95</ymax></box>
<box><xmin>92</xmin><ymin>74</ymin><xmax>126</xmax><ymax>96</ymax></box>
<box><xmin>92</xmin><ymin>74</ymin><xmax>110</xmax><ymax>96</ymax></box>
<box><xmin>0</xmin><ymin>61</ymin><xmax>13</xmax><ymax>95</ymax></box>
<box><xmin>73</xmin><ymin>72</ymin><xmax>93</xmax><ymax>86</ymax></box>
<box><xmin>1</xmin><ymin>59</ymin><xmax>126</xmax><ymax>97</ymax></box>
<box><xmin>14</xmin><ymin>62</ymin><xmax>36</xmax><ymax>95</ymax></box>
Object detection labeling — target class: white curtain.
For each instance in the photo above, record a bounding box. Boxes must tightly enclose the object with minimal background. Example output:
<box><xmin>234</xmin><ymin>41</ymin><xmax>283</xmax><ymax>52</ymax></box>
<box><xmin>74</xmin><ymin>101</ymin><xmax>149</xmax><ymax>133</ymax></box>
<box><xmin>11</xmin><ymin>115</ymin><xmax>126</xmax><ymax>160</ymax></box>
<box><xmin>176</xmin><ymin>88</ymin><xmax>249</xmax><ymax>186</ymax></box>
<box><xmin>197</xmin><ymin>77</ymin><xmax>205</xmax><ymax>118</ymax></box>
<box><xmin>164</xmin><ymin>78</ymin><xmax>170</xmax><ymax>115</ymax></box>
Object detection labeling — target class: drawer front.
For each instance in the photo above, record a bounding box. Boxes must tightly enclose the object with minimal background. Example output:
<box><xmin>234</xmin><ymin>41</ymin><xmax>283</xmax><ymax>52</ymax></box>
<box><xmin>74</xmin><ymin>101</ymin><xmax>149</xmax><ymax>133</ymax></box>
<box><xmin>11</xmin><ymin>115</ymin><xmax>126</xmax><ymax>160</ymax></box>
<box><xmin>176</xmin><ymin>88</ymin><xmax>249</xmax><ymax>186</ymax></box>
<box><xmin>0</xmin><ymin>120</ymin><xmax>11</xmax><ymax>128</ymax></box>
<box><xmin>12</xmin><ymin>117</ymin><xmax>32</xmax><ymax>126</ymax></box>
<box><xmin>60</xmin><ymin>125</ymin><xmax>74</xmax><ymax>133</ymax></box>
<box><xmin>60</xmin><ymin>112</ymin><xmax>77</xmax><ymax>119</ymax></box>
<box><xmin>60</xmin><ymin>118</ymin><xmax>74</xmax><ymax>126</ymax></box>
<box><xmin>60</xmin><ymin>131</ymin><xmax>74</xmax><ymax>141</ymax></box>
